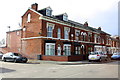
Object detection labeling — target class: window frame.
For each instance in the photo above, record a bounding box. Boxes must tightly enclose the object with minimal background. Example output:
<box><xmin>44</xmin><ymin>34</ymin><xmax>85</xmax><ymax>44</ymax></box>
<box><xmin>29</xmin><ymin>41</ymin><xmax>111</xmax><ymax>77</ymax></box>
<box><xmin>46</xmin><ymin>9</ymin><xmax>52</xmax><ymax>16</ymax></box>
<box><xmin>63</xmin><ymin>44</ymin><xmax>71</xmax><ymax>56</ymax></box>
<box><xmin>75</xmin><ymin>30</ymin><xmax>80</xmax><ymax>41</ymax></box>
<box><xmin>45</xmin><ymin>43</ymin><xmax>55</xmax><ymax>56</ymax></box>
<box><xmin>75</xmin><ymin>46</ymin><xmax>81</xmax><ymax>55</ymax></box>
<box><xmin>47</xmin><ymin>22</ymin><xmax>55</xmax><ymax>38</ymax></box>
<box><xmin>57</xmin><ymin>28</ymin><xmax>61</xmax><ymax>39</ymax></box>
<box><xmin>64</xmin><ymin>27</ymin><xmax>70</xmax><ymax>40</ymax></box>
<box><xmin>27</xmin><ymin>13</ymin><xmax>31</xmax><ymax>23</ymax></box>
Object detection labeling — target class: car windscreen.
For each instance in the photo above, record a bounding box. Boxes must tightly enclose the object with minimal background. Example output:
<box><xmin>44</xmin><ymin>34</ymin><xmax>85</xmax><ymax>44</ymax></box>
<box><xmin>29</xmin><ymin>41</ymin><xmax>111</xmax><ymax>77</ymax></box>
<box><xmin>14</xmin><ymin>53</ymin><xmax>22</xmax><ymax>56</ymax></box>
<box><xmin>89</xmin><ymin>52</ymin><xmax>98</xmax><ymax>55</ymax></box>
<box><xmin>113</xmin><ymin>53</ymin><xmax>120</xmax><ymax>55</ymax></box>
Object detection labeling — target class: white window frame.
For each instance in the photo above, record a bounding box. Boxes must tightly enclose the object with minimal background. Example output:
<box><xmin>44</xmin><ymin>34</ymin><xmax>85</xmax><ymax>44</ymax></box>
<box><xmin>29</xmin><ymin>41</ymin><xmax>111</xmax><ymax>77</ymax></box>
<box><xmin>57</xmin><ymin>28</ymin><xmax>61</xmax><ymax>39</ymax></box>
<box><xmin>16</xmin><ymin>31</ymin><xmax>20</xmax><ymax>36</ymax></box>
<box><xmin>75</xmin><ymin>30</ymin><xmax>80</xmax><ymax>41</ymax></box>
<box><xmin>47</xmin><ymin>22</ymin><xmax>55</xmax><ymax>38</ymax></box>
<box><xmin>46</xmin><ymin>7</ymin><xmax>52</xmax><ymax>16</ymax></box>
<box><xmin>46</xmin><ymin>9</ymin><xmax>52</xmax><ymax>16</ymax></box>
<box><xmin>64</xmin><ymin>27</ymin><xmax>70</xmax><ymax>40</ymax></box>
<box><xmin>94</xmin><ymin>34</ymin><xmax>97</xmax><ymax>43</ymax></box>
<box><xmin>75</xmin><ymin>46</ymin><xmax>81</xmax><ymax>55</ymax></box>
<box><xmin>88</xmin><ymin>32</ymin><xmax>92</xmax><ymax>42</ymax></box>
<box><xmin>63</xmin><ymin>13</ymin><xmax>68</xmax><ymax>21</ymax></box>
<box><xmin>27</xmin><ymin>13</ymin><xmax>31</xmax><ymax>23</ymax></box>
<box><xmin>45</xmin><ymin>43</ymin><xmax>55</xmax><ymax>56</ymax></box>
<box><xmin>63</xmin><ymin>44</ymin><xmax>71</xmax><ymax>56</ymax></box>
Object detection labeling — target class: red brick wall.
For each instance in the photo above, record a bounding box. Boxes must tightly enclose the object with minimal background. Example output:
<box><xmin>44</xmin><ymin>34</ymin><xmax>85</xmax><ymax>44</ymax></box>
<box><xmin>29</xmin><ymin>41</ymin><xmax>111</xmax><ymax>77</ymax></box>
<box><xmin>42</xmin><ymin>55</ymin><xmax>68</xmax><ymax>61</ymax></box>
<box><xmin>7</xmin><ymin>30</ymin><xmax>22</xmax><ymax>53</ymax></box>
<box><xmin>21</xmin><ymin>39</ymin><xmax>44</xmax><ymax>59</ymax></box>
<box><xmin>42</xmin><ymin>55</ymin><xmax>83</xmax><ymax>61</ymax></box>
<box><xmin>22</xmin><ymin>9</ymin><xmax>42</xmax><ymax>38</ymax></box>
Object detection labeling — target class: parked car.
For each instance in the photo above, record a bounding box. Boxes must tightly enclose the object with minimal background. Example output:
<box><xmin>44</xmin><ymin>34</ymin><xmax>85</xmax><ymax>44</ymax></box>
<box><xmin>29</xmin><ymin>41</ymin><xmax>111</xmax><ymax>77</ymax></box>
<box><xmin>2</xmin><ymin>52</ymin><xmax>28</xmax><ymax>63</ymax></box>
<box><xmin>111</xmin><ymin>52</ymin><xmax>120</xmax><ymax>60</ymax></box>
<box><xmin>0</xmin><ymin>52</ymin><xmax>3</xmax><ymax>59</ymax></box>
<box><xmin>88</xmin><ymin>51</ymin><xmax>108</xmax><ymax>62</ymax></box>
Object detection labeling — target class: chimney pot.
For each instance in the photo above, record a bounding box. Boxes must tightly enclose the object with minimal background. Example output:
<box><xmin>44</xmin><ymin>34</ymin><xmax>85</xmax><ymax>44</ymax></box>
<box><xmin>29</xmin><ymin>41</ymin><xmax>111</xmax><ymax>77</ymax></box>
<box><xmin>98</xmin><ymin>27</ymin><xmax>101</xmax><ymax>30</ymax></box>
<box><xmin>83</xmin><ymin>21</ymin><xmax>88</xmax><ymax>27</ymax></box>
<box><xmin>31</xmin><ymin>3</ymin><xmax>38</xmax><ymax>11</ymax></box>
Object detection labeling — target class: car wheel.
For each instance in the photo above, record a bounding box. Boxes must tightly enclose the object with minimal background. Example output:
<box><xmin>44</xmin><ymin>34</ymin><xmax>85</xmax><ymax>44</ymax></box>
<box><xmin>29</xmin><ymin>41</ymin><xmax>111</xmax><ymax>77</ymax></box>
<box><xmin>14</xmin><ymin>59</ymin><xmax>17</xmax><ymax>63</ymax></box>
<box><xmin>23</xmin><ymin>61</ymin><xmax>27</xmax><ymax>63</ymax></box>
<box><xmin>3</xmin><ymin>58</ymin><xmax>6</xmax><ymax>62</ymax></box>
<box><xmin>89</xmin><ymin>60</ymin><xmax>91</xmax><ymax>62</ymax></box>
<box><xmin>99</xmin><ymin>58</ymin><xmax>102</xmax><ymax>62</ymax></box>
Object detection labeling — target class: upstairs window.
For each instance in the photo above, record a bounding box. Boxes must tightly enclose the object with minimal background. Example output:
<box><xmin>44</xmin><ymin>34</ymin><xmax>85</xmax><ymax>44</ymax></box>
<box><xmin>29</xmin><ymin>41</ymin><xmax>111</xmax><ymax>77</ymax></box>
<box><xmin>63</xmin><ymin>13</ymin><xmax>68</xmax><ymax>21</ymax></box>
<box><xmin>94</xmin><ymin>34</ymin><xmax>97</xmax><ymax>43</ymax></box>
<box><xmin>27</xmin><ymin>13</ymin><xmax>31</xmax><ymax>22</ymax></box>
<box><xmin>88</xmin><ymin>32</ymin><xmax>92</xmax><ymax>42</ymax></box>
<box><xmin>46</xmin><ymin>7</ymin><xmax>52</xmax><ymax>16</ymax></box>
<box><xmin>64</xmin><ymin>27</ymin><xmax>70</xmax><ymax>39</ymax></box>
<box><xmin>75</xmin><ymin>30</ymin><xmax>80</xmax><ymax>41</ymax></box>
<box><xmin>81</xmin><ymin>32</ymin><xmax>87</xmax><ymax>41</ymax></box>
<box><xmin>57</xmin><ymin>28</ymin><xmax>61</xmax><ymax>39</ymax></box>
<box><xmin>47</xmin><ymin>23</ymin><xmax>55</xmax><ymax>37</ymax></box>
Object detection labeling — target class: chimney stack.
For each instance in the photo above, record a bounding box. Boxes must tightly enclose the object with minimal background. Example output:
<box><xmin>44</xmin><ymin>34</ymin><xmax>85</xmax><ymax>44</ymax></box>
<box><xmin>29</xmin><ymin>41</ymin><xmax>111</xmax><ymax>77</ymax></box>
<box><xmin>98</xmin><ymin>27</ymin><xmax>101</xmax><ymax>30</ymax></box>
<box><xmin>83</xmin><ymin>21</ymin><xmax>88</xmax><ymax>27</ymax></box>
<box><xmin>31</xmin><ymin>3</ymin><xmax>38</xmax><ymax>11</ymax></box>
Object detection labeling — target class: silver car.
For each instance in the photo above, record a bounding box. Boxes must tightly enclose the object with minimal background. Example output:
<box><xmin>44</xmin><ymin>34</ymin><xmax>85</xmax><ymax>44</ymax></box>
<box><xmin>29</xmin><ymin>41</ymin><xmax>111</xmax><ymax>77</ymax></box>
<box><xmin>2</xmin><ymin>52</ymin><xmax>28</xmax><ymax>63</ymax></box>
<box><xmin>88</xmin><ymin>51</ymin><xmax>108</xmax><ymax>62</ymax></box>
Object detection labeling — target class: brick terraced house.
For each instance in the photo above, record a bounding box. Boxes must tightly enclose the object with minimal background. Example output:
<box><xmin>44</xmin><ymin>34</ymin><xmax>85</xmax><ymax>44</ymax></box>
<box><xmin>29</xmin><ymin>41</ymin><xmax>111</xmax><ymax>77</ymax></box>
<box><xmin>0</xmin><ymin>3</ymin><xmax>120</xmax><ymax>61</ymax></box>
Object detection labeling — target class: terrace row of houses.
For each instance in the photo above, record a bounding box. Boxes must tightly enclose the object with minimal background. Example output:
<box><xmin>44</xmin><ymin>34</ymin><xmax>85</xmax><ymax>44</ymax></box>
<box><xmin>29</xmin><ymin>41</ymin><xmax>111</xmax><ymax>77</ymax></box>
<box><xmin>0</xmin><ymin>3</ymin><xmax>120</xmax><ymax>61</ymax></box>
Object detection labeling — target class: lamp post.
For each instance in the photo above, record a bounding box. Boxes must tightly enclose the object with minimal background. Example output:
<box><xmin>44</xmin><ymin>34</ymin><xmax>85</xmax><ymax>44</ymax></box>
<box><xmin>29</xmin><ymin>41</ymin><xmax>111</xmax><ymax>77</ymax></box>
<box><xmin>7</xmin><ymin>26</ymin><xmax>10</xmax><ymax>31</ymax></box>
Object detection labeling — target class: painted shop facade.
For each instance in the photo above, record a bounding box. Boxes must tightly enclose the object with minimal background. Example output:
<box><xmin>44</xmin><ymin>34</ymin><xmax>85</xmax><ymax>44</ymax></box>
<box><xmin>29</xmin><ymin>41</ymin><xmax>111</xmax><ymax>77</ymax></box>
<box><xmin>0</xmin><ymin>3</ymin><xmax>120</xmax><ymax>61</ymax></box>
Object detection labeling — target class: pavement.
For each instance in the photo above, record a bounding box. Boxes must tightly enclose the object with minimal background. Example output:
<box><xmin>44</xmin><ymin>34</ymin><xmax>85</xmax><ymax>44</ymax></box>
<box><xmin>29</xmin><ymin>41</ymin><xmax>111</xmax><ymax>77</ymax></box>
<box><xmin>27</xmin><ymin>59</ymin><xmax>114</xmax><ymax>65</ymax></box>
<box><xmin>27</xmin><ymin>59</ymin><xmax>92</xmax><ymax>65</ymax></box>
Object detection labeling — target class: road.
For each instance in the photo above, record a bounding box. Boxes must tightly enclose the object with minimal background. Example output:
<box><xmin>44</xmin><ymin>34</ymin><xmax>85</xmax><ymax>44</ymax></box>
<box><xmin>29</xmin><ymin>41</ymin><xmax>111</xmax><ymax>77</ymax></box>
<box><xmin>0</xmin><ymin>60</ymin><xmax>119</xmax><ymax>78</ymax></box>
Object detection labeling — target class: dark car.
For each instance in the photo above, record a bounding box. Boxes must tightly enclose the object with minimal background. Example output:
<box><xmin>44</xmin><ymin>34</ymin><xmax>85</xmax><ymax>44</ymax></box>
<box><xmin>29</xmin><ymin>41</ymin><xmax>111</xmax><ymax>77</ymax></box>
<box><xmin>2</xmin><ymin>52</ymin><xmax>28</xmax><ymax>63</ymax></box>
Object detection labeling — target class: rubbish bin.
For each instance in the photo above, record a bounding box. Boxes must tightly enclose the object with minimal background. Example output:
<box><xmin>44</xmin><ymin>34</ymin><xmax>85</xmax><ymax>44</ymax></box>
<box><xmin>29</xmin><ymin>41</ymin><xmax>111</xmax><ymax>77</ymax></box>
<box><xmin>37</xmin><ymin>55</ymin><xmax>42</xmax><ymax>60</ymax></box>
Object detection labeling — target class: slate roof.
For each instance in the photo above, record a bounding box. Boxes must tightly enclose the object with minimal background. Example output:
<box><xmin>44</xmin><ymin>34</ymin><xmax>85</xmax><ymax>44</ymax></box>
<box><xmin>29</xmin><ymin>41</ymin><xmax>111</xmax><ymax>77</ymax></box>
<box><xmin>37</xmin><ymin>7</ymin><xmax>110</xmax><ymax>35</ymax></box>
<box><xmin>6</xmin><ymin>29</ymin><xmax>22</xmax><ymax>33</ymax></box>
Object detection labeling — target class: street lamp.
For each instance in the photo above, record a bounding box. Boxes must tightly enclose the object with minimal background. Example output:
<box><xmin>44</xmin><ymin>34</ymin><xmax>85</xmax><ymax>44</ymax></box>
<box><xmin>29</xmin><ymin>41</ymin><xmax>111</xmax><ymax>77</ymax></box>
<box><xmin>7</xmin><ymin>26</ymin><xmax>10</xmax><ymax>31</ymax></box>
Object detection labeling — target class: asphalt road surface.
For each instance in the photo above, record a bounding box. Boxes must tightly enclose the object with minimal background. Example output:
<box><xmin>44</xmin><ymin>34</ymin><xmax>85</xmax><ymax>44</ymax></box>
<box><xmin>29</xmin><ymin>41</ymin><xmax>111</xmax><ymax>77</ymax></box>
<box><xmin>0</xmin><ymin>60</ymin><xmax>119</xmax><ymax>78</ymax></box>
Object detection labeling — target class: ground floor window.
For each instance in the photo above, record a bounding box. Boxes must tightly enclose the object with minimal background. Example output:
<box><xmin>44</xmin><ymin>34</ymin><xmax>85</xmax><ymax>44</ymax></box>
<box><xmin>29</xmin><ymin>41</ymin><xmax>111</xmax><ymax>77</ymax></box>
<box><xmin>45</xmin><ymin>43</ymin><xmax>55</xmax><ymax>55</ymax></box>
<box><xmin>63</xmin><ymin>44</ymin><xmax>71</xmax><ymax>56</ymax></box>
<box><xmin>75</xmin><ymin>46</ymin><xmax>81</xmax><ymax>55</ymax></box>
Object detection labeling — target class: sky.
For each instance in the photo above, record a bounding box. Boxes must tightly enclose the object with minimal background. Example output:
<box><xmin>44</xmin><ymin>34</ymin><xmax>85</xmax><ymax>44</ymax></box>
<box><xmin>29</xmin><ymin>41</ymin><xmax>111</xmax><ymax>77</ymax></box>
<box><xmin>0</xmin><ymin>0</ymin><xmax>119</xmax><ymax>41</ymax></box>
